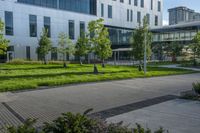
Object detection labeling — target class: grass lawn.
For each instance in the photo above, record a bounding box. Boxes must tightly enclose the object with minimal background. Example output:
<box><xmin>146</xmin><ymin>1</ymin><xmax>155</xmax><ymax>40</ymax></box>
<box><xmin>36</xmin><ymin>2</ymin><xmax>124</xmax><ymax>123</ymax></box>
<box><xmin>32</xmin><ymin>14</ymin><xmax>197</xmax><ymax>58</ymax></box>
<box><xmin>0</xmin><ymin>64</ymin><xmax>196</xmax><ymax>92</ymax></box>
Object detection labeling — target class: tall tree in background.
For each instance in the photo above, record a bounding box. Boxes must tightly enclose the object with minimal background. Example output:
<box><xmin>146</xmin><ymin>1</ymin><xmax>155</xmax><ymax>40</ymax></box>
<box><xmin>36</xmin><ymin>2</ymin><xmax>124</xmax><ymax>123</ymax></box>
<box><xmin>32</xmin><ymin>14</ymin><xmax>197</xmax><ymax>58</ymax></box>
<box><xmin>88</xmin><ymin>18</ymin><xmax>112</xmax><ymax>70</ymax></box>
<box><xmin>36</xmin><ymin>29</ymin><xmax>52</xmax><ymax>64</ymax></box>
<box><xmin>57</xmin><ymin>32</ymin><xmax>75</xmax><ymax>68</ymax></box>
<box><xmin>0</xmin><ymin>19</ymin><xmax>9</xmax><ymax>55</ymax></box>
<box><xmin>130</xmin><ymin>16</ymin><xmax>152</xmax><ymax>70</ymax></box>
<box><xmin>75</xmin><ymin>34</ymin><xmax>89</xmax><ymax>65</ymax></box>
<box><xmin>191</xmin><ymin>32</ymin><xmax>200</xmax><ymax>66</ymax></box>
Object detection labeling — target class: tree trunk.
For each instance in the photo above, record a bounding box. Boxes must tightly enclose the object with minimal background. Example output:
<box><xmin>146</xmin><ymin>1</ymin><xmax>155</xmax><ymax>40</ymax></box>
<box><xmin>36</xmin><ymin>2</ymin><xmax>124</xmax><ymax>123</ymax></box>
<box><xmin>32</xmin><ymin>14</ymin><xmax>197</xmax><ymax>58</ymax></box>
<box><xmin>93</xmin><ymin>63</ymin><xmax>98</xmax><ymax>74</ymax></box>
<box><xmin>138</xmin><ymin>60</ymin><xmax>142</xmax><ymax>71</ymax></box>
<box><xmin>80</xmin><ymin>57</ymin><xmax>82</xmax><ymax>65</ymax></box>
<box><xmin>102</xmin><ymin>59</ymin><xmax>105</xmax><ymax>68</ymax></box>
<box><xmin>44</xmin><ymin>55</ymin><xmax>47</xmax><ymax>65</ymax></box>
<box><xmin>172</xmin><ymin>54</ymin><xmax>176</xmax><ymax>62</ymax></box>
<box><xmin>63</xmin><ymin>53</ymin><xmax>67</xmax><ymax>68</ymax></box>
<box><xmin>194</xmin><ymin>52</ymin><xmax>196</xmax><ymax>66</ymax></box>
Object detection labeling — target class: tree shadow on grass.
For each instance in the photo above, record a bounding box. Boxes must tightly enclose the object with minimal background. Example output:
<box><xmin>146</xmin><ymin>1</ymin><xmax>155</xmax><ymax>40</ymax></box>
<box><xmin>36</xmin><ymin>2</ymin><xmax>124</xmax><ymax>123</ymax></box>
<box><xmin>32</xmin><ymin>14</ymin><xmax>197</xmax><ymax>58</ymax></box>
<box><xmin>0</xmin><ymin>70</ymin><xmax>130</xmax><ymax>81</ymax></box>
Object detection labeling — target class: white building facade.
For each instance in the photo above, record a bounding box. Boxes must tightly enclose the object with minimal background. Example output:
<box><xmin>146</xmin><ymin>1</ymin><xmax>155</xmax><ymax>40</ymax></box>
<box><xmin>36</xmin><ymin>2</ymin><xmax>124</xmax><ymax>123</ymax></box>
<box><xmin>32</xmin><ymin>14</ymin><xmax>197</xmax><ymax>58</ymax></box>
<box><xmin>0</xmin><ymin>0</ymin><xmax>163</xmax><ymax>61</ymax></box>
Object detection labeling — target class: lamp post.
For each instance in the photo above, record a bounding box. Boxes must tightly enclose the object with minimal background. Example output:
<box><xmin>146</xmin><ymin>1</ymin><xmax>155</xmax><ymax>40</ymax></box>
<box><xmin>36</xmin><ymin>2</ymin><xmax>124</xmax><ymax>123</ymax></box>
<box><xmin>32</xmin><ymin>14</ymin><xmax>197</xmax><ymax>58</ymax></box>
<box><xmin>144</xmin><ymin>32</ymin><xmax>147</xmax><ymax>75</ymax></box>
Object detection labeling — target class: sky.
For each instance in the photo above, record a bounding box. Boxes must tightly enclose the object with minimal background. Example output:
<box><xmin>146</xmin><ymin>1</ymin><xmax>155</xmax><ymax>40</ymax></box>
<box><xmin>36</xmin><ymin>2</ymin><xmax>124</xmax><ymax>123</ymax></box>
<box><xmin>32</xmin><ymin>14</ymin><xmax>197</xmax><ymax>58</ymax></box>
<box><xmin>163</xmin><ymin>0</ymin><xmax>200</xmax><ymax>25</ymax></box>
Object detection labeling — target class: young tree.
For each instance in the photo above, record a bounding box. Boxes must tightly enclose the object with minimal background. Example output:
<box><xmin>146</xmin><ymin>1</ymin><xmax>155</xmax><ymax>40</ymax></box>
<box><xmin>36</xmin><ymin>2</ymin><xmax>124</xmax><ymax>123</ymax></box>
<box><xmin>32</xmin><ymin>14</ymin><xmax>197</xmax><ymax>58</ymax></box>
<box><xmin>130</xmin><ymin>16</ymin><xmax>152</xmax><ymax>70</ymax></box>
<box><xmin>57</xmin><ymin>32</ymin><xmax>75</xmax><ymax>68</ymax></box>
<box><xmin>36</xmin><ymin>29</ymin><xmax>52</xmax><ymax>64</ymax></box>
<box><xmin>152</xmin><ymin>43</ymin><xmax>164</xmax><ymax>60</ymax></box>
<box><xmin>88</xmin><ymin>18</ymin><xmax>112</xmax><ymax>69</ymax></box>
<box><xmin>0</xmin><ymin>19</ymin><xmax>9</xmax><ymax>55</ymax></box>
<box><xmin>165</xmin><ymin>42</ymin><xmax>183</xmax><ymax>62</ymax></box>
<box><xmin>191</xmin><ymin>32</ymin><xmax>200</xmax><ymax>66</ymax></box>
<box><xmin>75</xmin><ymin>34</ymin><xmax>89</xmax><ymax>65</ymax></box>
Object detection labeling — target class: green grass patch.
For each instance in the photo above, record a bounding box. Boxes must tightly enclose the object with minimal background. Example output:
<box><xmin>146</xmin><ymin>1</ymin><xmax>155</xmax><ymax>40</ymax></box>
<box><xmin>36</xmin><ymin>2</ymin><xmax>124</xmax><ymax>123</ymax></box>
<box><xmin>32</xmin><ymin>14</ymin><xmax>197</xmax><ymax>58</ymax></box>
<box><xmin>0</xmin><ymin>64</ymin><xmax>196</xmax><ymax>92</ymax></box>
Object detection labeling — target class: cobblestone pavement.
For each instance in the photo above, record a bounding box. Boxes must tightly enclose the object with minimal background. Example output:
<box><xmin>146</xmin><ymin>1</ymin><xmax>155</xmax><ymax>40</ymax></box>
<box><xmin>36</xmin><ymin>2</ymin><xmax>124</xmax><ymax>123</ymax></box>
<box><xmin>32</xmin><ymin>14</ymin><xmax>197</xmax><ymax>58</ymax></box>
<box><xmin>0</xmin><ymin>73</ymin><xmax>199</xmax><ymax>132</ymax></box>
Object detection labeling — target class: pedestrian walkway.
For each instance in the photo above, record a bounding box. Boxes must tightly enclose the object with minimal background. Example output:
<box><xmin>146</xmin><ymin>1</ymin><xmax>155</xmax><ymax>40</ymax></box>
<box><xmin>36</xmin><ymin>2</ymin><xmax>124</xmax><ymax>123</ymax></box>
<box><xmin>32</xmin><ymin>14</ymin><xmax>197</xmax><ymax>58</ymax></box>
<box><xmin>0</xmin><ymin>73</ymin><xmax>200</xmax><ymax>132</ymax></box>
<box><xmin>107</xmin><ymin>99</ymin><xmax>200</xmax><ymax>133</ymax></box>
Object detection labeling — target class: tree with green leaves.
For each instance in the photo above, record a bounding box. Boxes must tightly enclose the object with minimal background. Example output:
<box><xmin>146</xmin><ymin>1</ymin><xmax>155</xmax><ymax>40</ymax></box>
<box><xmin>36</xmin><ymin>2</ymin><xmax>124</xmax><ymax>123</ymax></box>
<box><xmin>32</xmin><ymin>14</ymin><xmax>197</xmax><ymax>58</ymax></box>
<box><xmin>0</xmin><ymin>19</ymin><xmax>9</xmax><ymax>55</ymax></box>
<box><xmin>190</xmin><ymin>32</ymin><xmax>200</xmax><ymax>66</ymax></box>
<box><xmin>152</xmin><ymin>43</ymin><xmax>164</xmax><ymax>60</ymax></box>
<box><xmin>75</xmin><ymin>34</ymin><xmax>89</xmax><ymax>65</ymax></box>
<box><xmin>130</xmin><ymin>16</ymin><xmax>152</xmax><ymax>70</ymax></box>
<box><xmin>57</xmin><ymin>32</ymin><xmax>75</xmax><ymax>68</ymax></box>
<box><xmin>164</xmin><ymin>42</ymin><xmax>183</xmax><ymax>62</ymax></box>
<box><xmin>36</xmin><ymin>29</ymin><xmax>52</xmax><ymax>64</ymax></box>
<box><xmin>88</xmin><ymin>18</ymin><xmax>112</xmax><ymax>69</ymax></box>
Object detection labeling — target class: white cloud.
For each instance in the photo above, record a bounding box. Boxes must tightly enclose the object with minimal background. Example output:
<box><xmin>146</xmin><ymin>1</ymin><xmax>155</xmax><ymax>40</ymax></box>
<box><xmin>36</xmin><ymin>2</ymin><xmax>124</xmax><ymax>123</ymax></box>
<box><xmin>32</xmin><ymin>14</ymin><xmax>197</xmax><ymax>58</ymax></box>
<box><xmin>163</xmin><ymin>20</ymin><xmax>169</xmax><ymax>26</ymax></box>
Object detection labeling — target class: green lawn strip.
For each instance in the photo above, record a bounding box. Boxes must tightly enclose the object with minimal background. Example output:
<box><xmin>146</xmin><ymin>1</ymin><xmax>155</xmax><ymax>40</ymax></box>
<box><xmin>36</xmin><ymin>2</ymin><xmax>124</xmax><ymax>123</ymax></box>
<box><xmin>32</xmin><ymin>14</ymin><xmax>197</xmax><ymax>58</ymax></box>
<box><xmin>0</xmin><ymin>64</ymin><xmax>196</xmax><ymax>92</ymax></box>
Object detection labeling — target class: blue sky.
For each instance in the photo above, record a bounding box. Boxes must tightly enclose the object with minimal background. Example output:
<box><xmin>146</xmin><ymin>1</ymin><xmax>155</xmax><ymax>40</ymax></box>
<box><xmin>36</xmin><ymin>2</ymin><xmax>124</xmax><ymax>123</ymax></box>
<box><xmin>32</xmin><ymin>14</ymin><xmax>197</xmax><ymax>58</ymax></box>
<box><xmin>163</xmin><ymin>0</ymin><xmax>200</xmax><ymax>25</ymax></box>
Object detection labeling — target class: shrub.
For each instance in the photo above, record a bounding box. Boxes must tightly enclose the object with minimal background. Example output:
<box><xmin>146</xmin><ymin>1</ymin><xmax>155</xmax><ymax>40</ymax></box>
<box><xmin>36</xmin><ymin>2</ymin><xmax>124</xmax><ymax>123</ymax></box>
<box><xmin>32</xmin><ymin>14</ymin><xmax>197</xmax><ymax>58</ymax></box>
<box><xmin>7</xmin><ymin>59</ymin><xmax>42</xmax><ymax>65</ymax></box>
<box><xmin>192</xmin><ymin>82</ymin><xmax>200</xmax><ymax>95</ymax></box>
<box><xmin>7</xmin><ymin>119</ymin><xmax>40</xmax><ymax>133</ymax></box>
<box><xmin>6</xmin><ymin>59</ymin><xmax>69</xmax><ymax>65</ymax></box>
<box><xmin>7</xmin><ymin>109</ymin><xmax>167</xmax><ymax>133</ymax></box>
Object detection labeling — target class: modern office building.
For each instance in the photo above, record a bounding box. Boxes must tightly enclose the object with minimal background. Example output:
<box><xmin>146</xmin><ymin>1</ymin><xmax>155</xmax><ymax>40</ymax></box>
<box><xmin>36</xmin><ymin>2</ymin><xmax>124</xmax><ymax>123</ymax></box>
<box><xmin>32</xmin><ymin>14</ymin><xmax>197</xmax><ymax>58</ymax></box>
<box><xmin>168</xmin><ymin>6</ymin><xmax>200</xmax><ymax>25</ymax></box>
<box><xmin>0</xmin><ymin>0</ymin><xmax>163</xmax><ymax>62</ymax></box>
<box><xmin>151</xmin><ymin>21</ymin><xmax>200</xmax><ymax>60</ymax></box>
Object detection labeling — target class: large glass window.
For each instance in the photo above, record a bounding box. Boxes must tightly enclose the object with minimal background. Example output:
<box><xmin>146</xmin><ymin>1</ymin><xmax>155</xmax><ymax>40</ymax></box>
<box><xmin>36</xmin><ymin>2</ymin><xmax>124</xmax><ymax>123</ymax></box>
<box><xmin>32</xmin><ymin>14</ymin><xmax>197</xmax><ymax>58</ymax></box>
<box><xmin>134</xmin><ymin>0</ymin><xmax>138</xmax><ymax>6</ymax></box>
<box><xmin>107</xmin><ymin>26</ymin><xmax>133</xmax><ymax>46</ymax></box>
<box><xmin>108</xmin><ymin>5</ymin><xmax>112</xmax><ymax>18</ymax></box>
<box><xmin>101</xmin><ymin>3</ymin><xmax>104</xmax><ymax>17</ymax></box>
<box><xmin>141</xmin><ymin>0</ymin><xmax>144</xmax><ymax>8</ymax></box>
<box><xmin>29</xmin><ymin>15</ymin><xmax>37</xmax><ymax>37</ymax></box>
<box><xmin>44</xmin><ymin>16</ymin><xmax>51</xmax><ymax>37</ymax></box>
<box><xmin>18</xmin><ymin>0</ymin><xmax>97</xmax><ymax>15</ymax></box>
<box><xmin>155</xmin><ymin>15</ymin><xmax>158</xmax><ymax>26</ymax></box>
<box><xmin>69</xmin><ymin>20</ymin><xmax>75</xmax><ymax>40</ymax></box>
<box><xmin>158</xmin><ymin>1</ymin><xmax>161</xmax><ymax>12</ymax></box>
<box><xmin>80</xmin><ymin>21</ymin><xmax>85</xmax><ymax>37</ymax></box>
<box><xmin>151</xmin><ymin>0</ymin><xmax>153</xmax><ymax>10</ymax></box>
<box><xmin>127</xmin><ymin>9</ymin><xmax>129</xmax><ymax>22</ymax></box>
<box><xmin>137</xmin><ymin>11</ymin><xmax>141</xmax><ymax>23</ymax></box>
<box><xmin>5</xmin><ymin>11</ymin><xmax>13</xmax><ymax>35</ymax></box>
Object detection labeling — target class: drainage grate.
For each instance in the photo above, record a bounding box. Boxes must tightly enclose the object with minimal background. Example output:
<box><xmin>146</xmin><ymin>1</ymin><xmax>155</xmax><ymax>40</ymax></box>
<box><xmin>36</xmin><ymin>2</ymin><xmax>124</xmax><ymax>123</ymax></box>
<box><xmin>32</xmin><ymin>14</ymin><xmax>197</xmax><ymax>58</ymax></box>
<box><xmin>90</xmin><ymin>95</ymin><xmax>178</xmax><ymax>119</ymax></box>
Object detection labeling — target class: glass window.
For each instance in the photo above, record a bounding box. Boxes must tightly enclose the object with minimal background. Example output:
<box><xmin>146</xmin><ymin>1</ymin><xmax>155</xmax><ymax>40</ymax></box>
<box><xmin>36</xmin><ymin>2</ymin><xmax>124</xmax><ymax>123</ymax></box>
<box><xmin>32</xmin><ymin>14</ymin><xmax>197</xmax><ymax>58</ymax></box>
<box><xmin>137</xmin><ymin>11</ymin><xmax>141</xmax><ymax>23</ymax></box>
<box><xmin>155</xmin><ymin>15</ymin><xmax>158</xmax><ymax>26</ymax></box>
<box><xmin>146</xmin><ymin>14</ymin><xmax>150</xmax><ymax>24</ymax></box>
<box><xmin>5</xmin><ymin>11</ymin><xmax>13</xmax><ymax>35</ymax></box>
<box><xmin>101</xmin><ymin>3</ymin><xmax>104</xmax><ymax>17</ymax></box>
<box><xmin>141</xmin><ymin>0</ymin><xmax>144</xmax><ymax>8</ymax></box>
<box><xmin>69</xmin><ymin>20</ymin><xmax>75</xmax><ymax>40</ymax></box>
<box><xmin>130</xmin><ymin>10</ymin><xmax>133</xmax><ymax>22</ymax></box>
<box><xmin>44</xmin><ymin>16</ymin><xmax>51</xmax><ymax>37</ymax></box>
<box><xmin>29</xmin><ymin>15</ymin><xmax>37</xmax><ymax>37</ymax></box>
<box><xmin>80</xmin><ymin>21</ymin><xmax>85</xmax><ymax>37</ymax></box>
<box><xmin>134</xmin><ymin>0</ymin><xmax>138</xmax><ymax>6</ymax></box>
<box><xmin>127</xmin><ymin>9</ymin><xmax>129</xmax><ymax>21</ymax></box>
<box><xmin>158</xmin><ymin>1</ymin><xmax>161</xmax><ymax>12</ymax></box>
<box><xmin>18</xmin><ymin>0</ymin><xmax>97</xmax><ymax>15</ymax></box>
<box><xmin>108</xmin><ymin>5</ymin><xmax>112</xmax><ymax>18</ymax></box>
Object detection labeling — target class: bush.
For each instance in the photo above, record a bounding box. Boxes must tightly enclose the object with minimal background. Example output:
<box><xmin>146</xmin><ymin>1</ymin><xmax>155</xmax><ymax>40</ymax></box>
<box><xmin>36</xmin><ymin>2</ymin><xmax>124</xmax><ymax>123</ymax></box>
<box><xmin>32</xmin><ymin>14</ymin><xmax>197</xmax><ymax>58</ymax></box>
<box><xmin>7</xmin><ymin>119</ymin><xmax>39</xmax><ymax>133</ymax></box>
<box><xmin>192</xmin><ymin>82</ymin><xmax>200</xmax><ymax>95</ymax></box>
<box><xmin>6</xmin><ymin>59</ymin><xmax>69</xmax><ymax>65</ymax></box>
<box><xmin>7</xmin><ymin>109</ymin><xmax>167</xmax><ymax>133</ymax></box>
<box><xmin>7</xmin><ymin>59</ymin><xmax>42</xmax><ymax>65</ymax></box>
